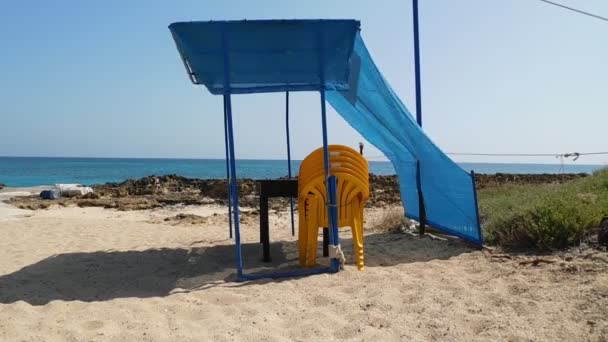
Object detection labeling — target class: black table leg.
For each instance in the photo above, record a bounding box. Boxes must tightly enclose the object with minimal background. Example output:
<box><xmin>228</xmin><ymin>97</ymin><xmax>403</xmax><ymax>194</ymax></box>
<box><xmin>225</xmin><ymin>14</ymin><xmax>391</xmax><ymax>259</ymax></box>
<box><xmin>260</xmin><ymin>194</ymin><xmax>271</xmax><ymax>262</ymax></box>
<box><xmin>323</xmin><ymin>227</ymin><xmax>329</xmax><ymax>257</ymax></box>
<box><xmin>256</xmin><ymin>180</ymin><xmax>298</xmax><ymax>263</ymax></box>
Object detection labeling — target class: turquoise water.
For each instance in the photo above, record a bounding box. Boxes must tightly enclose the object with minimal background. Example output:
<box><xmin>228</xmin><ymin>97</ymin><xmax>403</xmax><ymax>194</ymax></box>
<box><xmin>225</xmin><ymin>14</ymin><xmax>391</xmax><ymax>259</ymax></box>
<box><xmin>0</xmin><ymin>157</ymin><xmax>604</xmax><ymax>187</ymax></box>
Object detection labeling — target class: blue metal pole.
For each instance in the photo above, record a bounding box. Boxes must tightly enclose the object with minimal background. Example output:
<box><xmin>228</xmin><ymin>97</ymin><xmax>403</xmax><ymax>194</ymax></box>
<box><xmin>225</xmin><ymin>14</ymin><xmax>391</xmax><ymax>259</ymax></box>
<box><xmin>416</xmin><ymin>160</ymin><xmax>426</xmax><ymax>235</ymax></box>
<box><xmin>413</xmin><ymin>0</ymin><xmax>423</xmax><ymax>127</ymax></box>
<box><xmin>221</xmin><ymin>25</ymin><xmax>244</xmax><ymax>280</ymax></box>
<box><xmin>317</xmin><ymin>29</ymin><xmax>340</xmax><ymax>271</ymax></box>
<box><xmin>321</xmin><ymin>89</ymin><xmax>340</xmax><ymax>272</ymax></box>
<box><xmin>319</xmin><ymin>89</ymin><xmax>331</xmax><ymax>201</ymax></box>
<box><xmin>470</xmin><ymin>170</ymin><xmax>484</xmax><ymax>245</ymax></box>
<box><xmin>223</xmin><ymin>97</ymin><xmax>233</xmax><ymax>239</ymax></box>
<box><xmin>286</xmin><ymin>91</ymin><xmax>295</xmax><ymax>236</ymax></box>
<box><xmin>320</xmin><ymin>88</ymin><xmax>339</xmax><ymax>271</ymax></box>
<box><xmin>327</xmin><ymin>175</ymin><xmax>339</xmax><ymax>272</ymax></box>
<box><xmin>225</xmin><ymin>93</ymin><xmax>244</xmax><ymax>279</ymax></box>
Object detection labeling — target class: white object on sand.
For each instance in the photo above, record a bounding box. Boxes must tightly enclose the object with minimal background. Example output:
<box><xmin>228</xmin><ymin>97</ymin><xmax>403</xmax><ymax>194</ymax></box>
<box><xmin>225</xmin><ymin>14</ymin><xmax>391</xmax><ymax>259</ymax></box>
<box><xmin>54</xmin><ymin>184</ymin><xmax>94</xmax><ymax>197</ymax></box>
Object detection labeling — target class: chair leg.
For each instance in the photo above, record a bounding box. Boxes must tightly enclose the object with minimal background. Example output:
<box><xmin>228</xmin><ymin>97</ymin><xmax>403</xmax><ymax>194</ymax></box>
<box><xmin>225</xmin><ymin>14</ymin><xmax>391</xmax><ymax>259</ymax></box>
<box><xmin>297</xmin><ymin>199</ymin><xmax>307</xmax><ymax>267</ymax></box>
<box><xmin>305</xmin><ymin>199</ymin><xmax>320</xmax><ymax>267</ymax></box>
<box><xmin>351</xmin><ymin>200</ymin><xmax>365</xmax><ymax>270</ymax></box>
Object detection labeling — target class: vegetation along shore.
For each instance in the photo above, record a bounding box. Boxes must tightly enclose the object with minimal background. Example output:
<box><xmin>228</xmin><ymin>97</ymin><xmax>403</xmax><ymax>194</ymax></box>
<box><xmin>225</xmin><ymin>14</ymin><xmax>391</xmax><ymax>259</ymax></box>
<box><xmin>7</xmin><ymin>171</ymin><xmax>607</xmax><ymax>250</ymax></box>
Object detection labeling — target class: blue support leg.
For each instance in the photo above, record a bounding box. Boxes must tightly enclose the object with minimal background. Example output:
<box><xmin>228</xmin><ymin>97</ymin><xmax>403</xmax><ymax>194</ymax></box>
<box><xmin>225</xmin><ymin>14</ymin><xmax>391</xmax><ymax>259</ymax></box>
<box><xmin>286</xmin><ymin>91</ymin><xmax>295</xmax><ymax>236</ymax></box>
<box><xmin>224</xmin><ymin>93</ymin><xmax>244</xmax><ymax>280</ymax></box>
<box><xmin>221</xmin><ymin>25</ymin><xmax>243</xmax><ymax>280</ymax></box>
<box><xmin>317</xmin><ymin>29</ymin><xmax>340</xmax><ymax>273</ymax></box>
<box><xmin>416</xmin><ymin>160</ymin><xmax>426</xmax><ymax>235</ymax></box>
<box><xmin>223</xmin><ymin>97</ymin><xmax>233</xmax><ymax>239</ymax></box>
<box><xmin>471</xmin><ymin>170</ymin><xmax>484</xmax><ymax>245</ymax></box>
<box><xmin>319</xmin><ymin>88</ymin><xmax>340</xmax><ymax>272</ymax></box>
<box><xmin>413</xmin><ymin>0</ymin><xmax>423</xmax><ymax>127</ymax></box>
<box><xmin>327</xmin><ymin>175</ymin><xmax>340</xmax><ymax>272</ymax></box>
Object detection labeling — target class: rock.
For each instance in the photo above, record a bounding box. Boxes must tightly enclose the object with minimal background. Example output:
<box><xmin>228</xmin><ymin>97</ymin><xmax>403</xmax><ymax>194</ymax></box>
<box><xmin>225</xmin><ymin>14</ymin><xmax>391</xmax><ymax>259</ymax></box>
<box><xmin>8</xmin><ymin>173</ymin><xmax>589</xmax><ymax>213</ymax></box>
<box><xmin>164</xmin><ymin>213</ymin><xmax>207</xmax><ymax>225</ymax></box>
<box><xmin>0</xmin><ymin>183</ymin><xmax>5</xmax><ymax>190</ymax></box>
<box><xmin>81</xmin><ymin>192</ymin><xmax>100</xmax><ymax>199</ymax></box>
<box><xmin>200</xmin><ymin>196</ymin><xmax>215</xmax><ymax>204</ymax></box>
<box><xmin>590</xmin><ymin>254</ymin><xmax>608</xmax><ymax>263</ymax></box>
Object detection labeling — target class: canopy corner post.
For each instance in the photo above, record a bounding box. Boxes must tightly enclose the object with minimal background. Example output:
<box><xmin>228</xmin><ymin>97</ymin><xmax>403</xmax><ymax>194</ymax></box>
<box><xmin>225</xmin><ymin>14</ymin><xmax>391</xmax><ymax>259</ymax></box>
<box><xmin>221</xmin><ymin>25</ymin><xmax>244</xmax><ymax>281</ymax></box>
<box><xmin>416</xmin><ymin>160</ymin><xmax>426</xmax><ymax>236</ymax></box>
<box><xmin>317</xmin><ymin>30</ymin><xmax>340</xmax><ymax>273</ymax></box>
<box><xmin>470</xmin><ymin>170</ymin><xmax>484</xmax><ymax>246</ymax></box>
<box><xmin>224</xmin><ymin>92</ymin><xmax>244</xmax><ymax>280</ymax></box>
<box><xmin>223</xmin><ymin>97</ymin><xmax>233</xmax><ymax>239</ymax></box>
<box><xmin>286</xmin><ymin>91</ymin><xmax>295</xmax><ymax>236</ymax></box>
<box><xmin>412</xmin><ymin>0</ymin><xmax>423</xmax><ymax>127</ymax></box>
<box><xmin>320</xmin><ymin>88</ymin><xmax>339</xmax><ymax>272</ymax></box>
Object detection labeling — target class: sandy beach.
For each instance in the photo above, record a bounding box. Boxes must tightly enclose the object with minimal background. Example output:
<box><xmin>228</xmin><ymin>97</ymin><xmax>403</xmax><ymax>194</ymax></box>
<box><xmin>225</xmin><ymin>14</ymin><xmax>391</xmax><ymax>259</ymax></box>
<box><xmin>1</xmin><ymin>187</ymin><xmax>607</xmax><ymax>341</ymax></box>
<box><xmin>2</xmin><ymin>1</ymin><xmax>606</xmax><ymax>340</ymax></box>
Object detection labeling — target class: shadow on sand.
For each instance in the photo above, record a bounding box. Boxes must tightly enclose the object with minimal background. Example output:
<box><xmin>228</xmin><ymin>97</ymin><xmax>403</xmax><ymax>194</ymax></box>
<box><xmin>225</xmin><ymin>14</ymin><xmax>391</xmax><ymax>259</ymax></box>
<box><xmin>0</xmin><ymin>232</ymin><xmax>474</xmax><ymax>305</ymax></box>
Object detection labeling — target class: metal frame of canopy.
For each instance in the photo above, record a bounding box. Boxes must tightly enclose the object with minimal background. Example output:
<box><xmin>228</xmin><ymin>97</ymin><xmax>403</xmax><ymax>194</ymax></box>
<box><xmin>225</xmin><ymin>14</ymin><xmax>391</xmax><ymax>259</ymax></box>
<box><xmin>222</xmin><ymin>89</ymin><xmax>340</xmax><ymax>281</ymax></box>
<box><xmin>224</xmin><ymin>91</ymin><xmax>295</xmax><ymax>241</ymax></box>
<box><xmin>170</xmin><ymin>21</ymin><xmax>354</xmax><ymax>281</ymax></box>
<box><xmin>170</xmin><ymin>16</ymin><xmax>483</xmax><ymax>282</ymax></box>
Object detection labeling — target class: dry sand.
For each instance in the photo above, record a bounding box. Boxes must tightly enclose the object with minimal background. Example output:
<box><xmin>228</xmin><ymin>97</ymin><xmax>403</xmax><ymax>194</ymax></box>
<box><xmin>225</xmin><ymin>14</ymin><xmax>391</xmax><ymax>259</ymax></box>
<box><xmin>0</xmin><ymin>187</ymin><xmax>49</xmax><ymax>221</ymax></box>
<box><xmin>0</xmin><ymin>191</ymin><xmax>607</xmax><ymax>341</ymax></box>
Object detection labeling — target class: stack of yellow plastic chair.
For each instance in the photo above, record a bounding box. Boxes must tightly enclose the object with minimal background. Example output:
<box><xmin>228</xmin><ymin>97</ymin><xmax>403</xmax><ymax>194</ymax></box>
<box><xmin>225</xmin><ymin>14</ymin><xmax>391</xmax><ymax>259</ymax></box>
<box><xmin>298</xmin><ymin>145</ymin><xmax>369</xmax><ymax>270</ymax></box>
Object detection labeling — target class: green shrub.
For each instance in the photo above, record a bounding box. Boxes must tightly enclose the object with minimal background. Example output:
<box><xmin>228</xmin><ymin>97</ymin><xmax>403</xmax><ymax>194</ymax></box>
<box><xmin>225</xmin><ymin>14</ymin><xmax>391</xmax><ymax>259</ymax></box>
<box><xmin>479</xmin><ymin>169</ymin><xmax>608</xmax><ymax>250</ymax></box>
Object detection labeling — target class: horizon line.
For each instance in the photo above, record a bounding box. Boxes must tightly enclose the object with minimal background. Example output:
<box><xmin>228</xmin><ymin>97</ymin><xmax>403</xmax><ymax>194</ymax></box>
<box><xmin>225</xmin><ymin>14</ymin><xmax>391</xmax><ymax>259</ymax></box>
<box><xmin>0</xmin><ymin>155</ymin><xmax>604</xmax><ymax>166</ymax></box>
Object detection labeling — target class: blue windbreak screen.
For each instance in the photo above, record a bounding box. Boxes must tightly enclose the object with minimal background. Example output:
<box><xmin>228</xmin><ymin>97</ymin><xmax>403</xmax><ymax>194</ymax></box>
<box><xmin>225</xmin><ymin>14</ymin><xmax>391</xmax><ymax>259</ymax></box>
<box><xmin>327</xmin><ymin>33</ymin><xmax>482</xmax><ymax>244</ymax></box>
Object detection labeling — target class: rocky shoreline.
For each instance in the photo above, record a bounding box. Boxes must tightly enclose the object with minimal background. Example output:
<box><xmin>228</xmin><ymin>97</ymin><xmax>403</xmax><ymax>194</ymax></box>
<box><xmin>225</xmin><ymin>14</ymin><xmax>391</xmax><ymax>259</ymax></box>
<box><xmin>7</xmin><ymin>173</ymin><xmax>589</xmax><ymax>211</ymax></box>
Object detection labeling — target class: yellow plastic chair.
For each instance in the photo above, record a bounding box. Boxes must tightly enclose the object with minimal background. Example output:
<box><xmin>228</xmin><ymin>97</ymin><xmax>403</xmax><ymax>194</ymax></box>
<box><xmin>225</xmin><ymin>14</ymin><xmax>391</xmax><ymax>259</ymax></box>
<box><xmin>298</xmin><ymin>145</ymin><xmax>369</xmax><ymax>270</ymax></box>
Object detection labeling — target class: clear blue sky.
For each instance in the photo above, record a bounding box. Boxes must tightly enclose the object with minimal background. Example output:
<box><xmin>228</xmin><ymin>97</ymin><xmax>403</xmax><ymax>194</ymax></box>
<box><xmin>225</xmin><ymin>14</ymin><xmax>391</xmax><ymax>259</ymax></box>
<box><xmin>1</xmin><ymin>0</ymin><xmax>606</xmax><ymax>165</ymax></box>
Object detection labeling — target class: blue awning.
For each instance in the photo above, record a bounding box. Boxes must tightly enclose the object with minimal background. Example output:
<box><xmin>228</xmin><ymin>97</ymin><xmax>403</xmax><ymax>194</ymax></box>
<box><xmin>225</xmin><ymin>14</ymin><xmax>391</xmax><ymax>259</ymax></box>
<box><xmin>169</xmin><ymin>20</ymin><xmax>360</xmax><ymax>94</ymax></box>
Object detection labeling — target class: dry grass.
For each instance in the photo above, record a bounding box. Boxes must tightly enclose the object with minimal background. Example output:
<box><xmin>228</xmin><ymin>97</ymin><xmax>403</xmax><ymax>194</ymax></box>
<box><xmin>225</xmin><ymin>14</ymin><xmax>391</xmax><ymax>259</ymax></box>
<box><xmin>370</xmin><ymin>206</ymin><xmax>407</xmax><ymax>233</ymax></box>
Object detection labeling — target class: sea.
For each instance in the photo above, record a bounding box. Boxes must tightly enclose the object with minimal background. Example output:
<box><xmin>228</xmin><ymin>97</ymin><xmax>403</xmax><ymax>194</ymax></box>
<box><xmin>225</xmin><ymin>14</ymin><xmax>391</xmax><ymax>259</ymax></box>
<box><xmin>0</xmin><ymin>157</ymin><xmax>604</xmax><ymax>188</ymax></box>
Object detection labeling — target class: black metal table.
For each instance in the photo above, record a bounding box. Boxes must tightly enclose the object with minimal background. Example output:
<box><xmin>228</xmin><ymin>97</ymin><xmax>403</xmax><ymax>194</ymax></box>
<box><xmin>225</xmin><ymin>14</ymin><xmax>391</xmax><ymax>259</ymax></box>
<box><xmin>257</xmin><ymin>179</ymin><xmax>329</xmax><ymax>262</ymax></box>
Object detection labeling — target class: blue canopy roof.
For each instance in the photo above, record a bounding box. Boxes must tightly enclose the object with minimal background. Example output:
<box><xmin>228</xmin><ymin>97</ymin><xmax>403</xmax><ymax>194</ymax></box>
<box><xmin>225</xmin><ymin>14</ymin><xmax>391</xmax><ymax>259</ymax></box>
<box><xmin>169</xmin><ymin>20</ymin><xmax>360</xmax><ymax>94</ymax></box>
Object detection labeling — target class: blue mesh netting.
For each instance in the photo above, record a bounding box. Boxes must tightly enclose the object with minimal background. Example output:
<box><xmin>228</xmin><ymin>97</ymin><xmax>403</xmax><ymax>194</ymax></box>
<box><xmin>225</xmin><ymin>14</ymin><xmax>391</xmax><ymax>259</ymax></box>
<box><xmin>327</xmin><ymin>33</ymin><xmax>482</xmax><ymax>244</ymax></box>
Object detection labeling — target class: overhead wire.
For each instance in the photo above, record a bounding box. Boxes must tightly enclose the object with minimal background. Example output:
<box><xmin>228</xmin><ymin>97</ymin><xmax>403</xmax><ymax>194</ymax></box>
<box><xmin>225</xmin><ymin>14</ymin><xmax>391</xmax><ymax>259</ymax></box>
<box><xmin>365</xmin><ymin>151</ymin><xmax>608</xmax><ymax>160</ymax></box>
<box><xmin>364</xmin><ymin>0</ymin><xmax>608</xmax><ymax>162</ymax></box>
<box><xmin>536</xmin><ymin>0</ymin><xmax>608</xmax><ymax>22</ymax></box>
